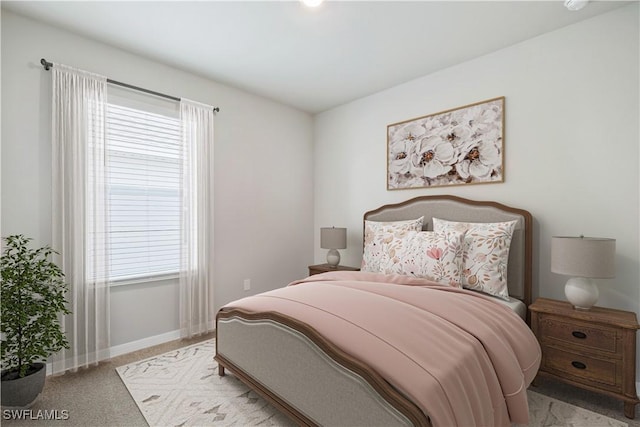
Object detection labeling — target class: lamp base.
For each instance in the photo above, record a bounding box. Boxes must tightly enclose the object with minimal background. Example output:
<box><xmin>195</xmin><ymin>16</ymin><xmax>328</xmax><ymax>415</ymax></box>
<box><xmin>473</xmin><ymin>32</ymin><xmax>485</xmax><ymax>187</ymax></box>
<box><xmin>565</xmin><ymin>277</ymin><xmax>599</xmax><ymax>310</ymax></box>
<box><xmin>326</xmin><ymin>249</ymin><xmax>341</xmax><ymax>266</ymax></box>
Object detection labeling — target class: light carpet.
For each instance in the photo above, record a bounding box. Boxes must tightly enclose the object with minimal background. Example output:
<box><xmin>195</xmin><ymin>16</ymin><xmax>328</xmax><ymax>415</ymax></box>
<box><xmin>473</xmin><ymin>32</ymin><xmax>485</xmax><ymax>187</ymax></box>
<box><xmin>117</xmin><ymin>339</ymin><xmax>628</xmax><ymax>427</ymax></box>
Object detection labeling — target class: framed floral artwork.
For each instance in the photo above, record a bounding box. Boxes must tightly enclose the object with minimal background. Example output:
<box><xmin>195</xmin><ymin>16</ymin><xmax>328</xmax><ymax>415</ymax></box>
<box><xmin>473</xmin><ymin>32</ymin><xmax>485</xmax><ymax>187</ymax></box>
<box><xmin>387</xmin><ymin>97</ymin><xmax>504</xmax><ymax>190</ymax></box>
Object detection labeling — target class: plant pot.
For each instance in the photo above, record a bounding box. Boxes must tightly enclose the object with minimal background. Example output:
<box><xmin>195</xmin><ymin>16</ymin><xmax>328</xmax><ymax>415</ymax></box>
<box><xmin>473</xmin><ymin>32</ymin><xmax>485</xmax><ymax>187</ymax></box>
<box><xmin>1</xmin><ymin>363</ymin><xmax>46</xmax><ymax>408</ymax></box>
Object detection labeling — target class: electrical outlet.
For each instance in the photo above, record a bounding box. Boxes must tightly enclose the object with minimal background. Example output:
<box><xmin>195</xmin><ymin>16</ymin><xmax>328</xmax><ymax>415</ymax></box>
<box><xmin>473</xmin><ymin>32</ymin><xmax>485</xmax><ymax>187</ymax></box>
<box><xmin>243</xmin><ymin>279</ymin><xmax>251</xmax><ymax>291</ymax></box>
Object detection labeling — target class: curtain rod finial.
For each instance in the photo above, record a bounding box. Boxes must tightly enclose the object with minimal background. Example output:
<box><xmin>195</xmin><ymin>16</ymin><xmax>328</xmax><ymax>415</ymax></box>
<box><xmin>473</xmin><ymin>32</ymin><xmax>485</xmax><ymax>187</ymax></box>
<box><xmin>40</xmin><ymin>58</ymin><xmax>51</xmax><ymax>70</ymax></box>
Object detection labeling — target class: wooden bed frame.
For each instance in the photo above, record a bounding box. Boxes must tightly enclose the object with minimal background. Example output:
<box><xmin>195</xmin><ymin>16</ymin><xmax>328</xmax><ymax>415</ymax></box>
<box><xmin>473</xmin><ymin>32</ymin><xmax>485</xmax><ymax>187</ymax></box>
<box><xmin>215</xmin><ymin>195</ymin><xmax>533</xmax><ymax>426</ymax></box>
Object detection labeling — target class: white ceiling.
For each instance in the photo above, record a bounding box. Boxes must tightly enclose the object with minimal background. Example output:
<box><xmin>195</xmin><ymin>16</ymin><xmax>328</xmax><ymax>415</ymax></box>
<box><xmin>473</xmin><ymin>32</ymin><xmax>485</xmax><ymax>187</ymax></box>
<box><xmin>2</xmin><ymin>1</ymin><xmax>630</xmax><ymax>113</ymax></box>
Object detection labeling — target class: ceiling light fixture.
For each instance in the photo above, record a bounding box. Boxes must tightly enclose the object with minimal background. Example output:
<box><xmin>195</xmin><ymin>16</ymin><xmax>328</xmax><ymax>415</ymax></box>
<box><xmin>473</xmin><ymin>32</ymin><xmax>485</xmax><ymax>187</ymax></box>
<box><xmin>564</xmin><ymin>0</ymin><xmax>589</xmax><ymax>11</ymax></box>
<box><xmin>301</xmin><ymin>0</ymin><xmax>324</xmax><ymax>7</ymax></box>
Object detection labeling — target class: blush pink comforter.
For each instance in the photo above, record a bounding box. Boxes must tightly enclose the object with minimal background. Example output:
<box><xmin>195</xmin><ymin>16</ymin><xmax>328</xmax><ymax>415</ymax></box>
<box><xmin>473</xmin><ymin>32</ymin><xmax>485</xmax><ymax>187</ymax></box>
<box><xmin>222</xmin><ymin>271</ymin><xmax>541</xmax><ymax>427</ymax></box>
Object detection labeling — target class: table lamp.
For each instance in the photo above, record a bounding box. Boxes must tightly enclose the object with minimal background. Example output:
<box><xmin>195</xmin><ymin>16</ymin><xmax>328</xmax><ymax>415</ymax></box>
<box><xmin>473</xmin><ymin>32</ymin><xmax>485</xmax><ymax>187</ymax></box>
<box><xmin>551</xmin><ymin>236</ymin><xmax>616</xmax><ymax>310</ymax></box>
<box><xmin>320</xmin><ymin>227</ymin><xmax>347</xmax><ymax>267</ymax></box>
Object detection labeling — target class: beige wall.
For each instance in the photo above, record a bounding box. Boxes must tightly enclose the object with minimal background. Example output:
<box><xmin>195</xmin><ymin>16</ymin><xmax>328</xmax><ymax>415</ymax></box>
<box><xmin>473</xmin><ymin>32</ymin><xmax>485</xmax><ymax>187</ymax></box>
<box><xmin>1</xmin><ymin>10</ymin><xmax>315</xmax><ymax>348</ymax></box>
<box><xmin>3</xmin><ymin>3</ymin><xmax>639</xmax><ymax>383</ymax></box>
<box><xmin>313</xmin><ymin>4</ymin><xmax>639</xmax><ymax>379</ymax></box>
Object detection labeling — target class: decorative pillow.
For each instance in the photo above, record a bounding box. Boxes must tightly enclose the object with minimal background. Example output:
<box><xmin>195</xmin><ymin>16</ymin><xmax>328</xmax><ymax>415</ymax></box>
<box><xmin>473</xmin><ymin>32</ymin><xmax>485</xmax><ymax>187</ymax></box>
<box><xmin>378</xmin><ymin>230</ymin><xmax>466</xmax><ymax>288</ymax></box>
<box><xmin>432</xmin><ymin>218</ymin><xmax>517</xmax><ymax>300</ymax></box>
<box><xmin>361</xmin><ymin>217</ymin><xmax>424</xmax><ymax>273</ymax></box>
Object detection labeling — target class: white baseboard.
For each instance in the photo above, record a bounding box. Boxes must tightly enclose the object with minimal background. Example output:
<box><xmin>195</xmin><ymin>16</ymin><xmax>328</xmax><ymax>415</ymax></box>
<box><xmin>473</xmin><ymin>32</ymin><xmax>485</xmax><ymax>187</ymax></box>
<box><xmin>46</xmin><ymin>329</ymin><xmax>181</xmax><ymax>375</ymax></box>
<box><xmin>110</xmin><ymin>329</ymin><xmax>181</xmax><ymax>358</ymax></box>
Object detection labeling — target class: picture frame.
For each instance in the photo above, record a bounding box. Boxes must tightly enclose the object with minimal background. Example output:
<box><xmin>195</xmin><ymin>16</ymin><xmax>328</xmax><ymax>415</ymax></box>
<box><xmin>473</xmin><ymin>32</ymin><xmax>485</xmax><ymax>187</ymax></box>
<box><xmin>387</xmin><ymin>96</ymin><xmax>504</xmax><ymax>190</ymax></box>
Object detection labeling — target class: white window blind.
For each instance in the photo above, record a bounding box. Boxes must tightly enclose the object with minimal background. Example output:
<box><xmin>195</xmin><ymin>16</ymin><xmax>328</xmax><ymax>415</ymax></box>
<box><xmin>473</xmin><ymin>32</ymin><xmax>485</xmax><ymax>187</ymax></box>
<box><xmin>104</xmin><ymin>91</ymin><xmax>182</xmax><ymax>282</ymax></box>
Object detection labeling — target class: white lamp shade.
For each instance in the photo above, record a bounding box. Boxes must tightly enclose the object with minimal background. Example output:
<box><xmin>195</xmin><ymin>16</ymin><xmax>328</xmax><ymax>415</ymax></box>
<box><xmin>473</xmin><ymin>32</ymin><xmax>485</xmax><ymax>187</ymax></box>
<box><xmin>551</xmin><ymin>236</ymin><xmax>615</xmax><ymax>279</ymax></box>
<box><xmin>320</xmin><ymin>227</ymin><xmax>347</xmax><ymax>250</ymax></box>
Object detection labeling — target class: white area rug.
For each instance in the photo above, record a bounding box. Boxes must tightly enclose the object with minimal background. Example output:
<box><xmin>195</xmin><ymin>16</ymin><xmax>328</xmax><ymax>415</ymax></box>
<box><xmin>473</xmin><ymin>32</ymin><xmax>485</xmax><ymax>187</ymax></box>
<box><xmin>117</xmin><ymin>339</ymin><xmax>628</xmax><ymax>427</ymax></box>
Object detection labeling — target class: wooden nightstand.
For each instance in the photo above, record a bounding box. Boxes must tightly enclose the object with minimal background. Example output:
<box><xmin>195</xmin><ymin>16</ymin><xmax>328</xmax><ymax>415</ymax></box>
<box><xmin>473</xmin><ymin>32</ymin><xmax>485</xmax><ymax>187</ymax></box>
<box><xmin>308</xmin><ymin>263</ymin><xmax>359</xmax><ymax>276</ymax></box>
<box><xmin>529</xmin><ymin>297</ymin><xmax>640</xmax><ymax>419</ymax></box>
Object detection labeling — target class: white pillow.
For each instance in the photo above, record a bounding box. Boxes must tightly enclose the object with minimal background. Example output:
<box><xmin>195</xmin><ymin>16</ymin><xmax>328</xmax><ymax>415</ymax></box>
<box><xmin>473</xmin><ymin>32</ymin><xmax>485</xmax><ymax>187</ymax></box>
<box><xmin>361</xmin><ymin>217</ymin><xmax>423</xmax><ymax>272</ymax></box>
<box><xmin>378</xmin><ymin>230</ymin><xmax>466</xmax><ymax>288</ymax></box>
<box><xmin>432</xmin><ymin>218</ymin><xmax>516</xmax><ymax>300</ymax></box>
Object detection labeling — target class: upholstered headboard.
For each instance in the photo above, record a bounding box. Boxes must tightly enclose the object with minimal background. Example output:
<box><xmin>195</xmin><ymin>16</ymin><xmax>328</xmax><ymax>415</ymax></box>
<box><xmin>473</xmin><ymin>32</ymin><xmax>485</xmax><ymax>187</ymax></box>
<box><xmin>363</xmin><ymin>195</ymin><xmax>533</xmax><ymax>310</ymax></box>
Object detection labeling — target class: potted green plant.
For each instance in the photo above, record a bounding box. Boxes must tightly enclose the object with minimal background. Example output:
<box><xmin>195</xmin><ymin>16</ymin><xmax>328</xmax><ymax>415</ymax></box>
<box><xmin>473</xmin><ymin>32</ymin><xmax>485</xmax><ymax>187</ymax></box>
<box><xmin>1</xmin><ymin>235</ymin><xmax>71</xmax><ymax>408</ymax></box>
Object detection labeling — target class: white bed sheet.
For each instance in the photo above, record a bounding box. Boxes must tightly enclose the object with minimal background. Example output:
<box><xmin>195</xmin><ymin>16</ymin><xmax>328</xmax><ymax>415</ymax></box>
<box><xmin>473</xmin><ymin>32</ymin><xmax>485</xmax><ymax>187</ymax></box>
<box><xmin>481</xmin><ymin>292</ymin><xmax>526</xmax><ymax>320</ymax></box>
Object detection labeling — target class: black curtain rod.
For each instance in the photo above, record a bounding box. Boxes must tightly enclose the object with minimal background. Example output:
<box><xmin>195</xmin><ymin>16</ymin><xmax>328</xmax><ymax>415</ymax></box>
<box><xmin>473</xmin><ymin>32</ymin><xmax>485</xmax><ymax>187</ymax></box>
<box><xmin>40</xmin><ymin>59</ymin><xmax>220</xmax><ymax>113</ymax></box>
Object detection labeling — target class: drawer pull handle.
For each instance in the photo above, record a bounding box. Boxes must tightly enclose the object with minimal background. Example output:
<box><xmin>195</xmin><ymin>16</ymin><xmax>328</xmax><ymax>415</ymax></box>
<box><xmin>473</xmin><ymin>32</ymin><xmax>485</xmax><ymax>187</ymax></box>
<box><xmin>572</xmin><ymin>331</ymin><xmax>587</xmax><ymax>339</ymax></box>
<box><xmin>571</xmin><ymin>361</ymin><xmax>587</xmax><ymax>370</ymax></box>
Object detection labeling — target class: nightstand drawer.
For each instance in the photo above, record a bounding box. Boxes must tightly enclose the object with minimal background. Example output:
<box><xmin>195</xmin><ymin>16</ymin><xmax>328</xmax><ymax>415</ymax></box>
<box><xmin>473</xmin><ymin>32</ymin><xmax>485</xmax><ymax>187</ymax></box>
<box><xmin>538</xmin><ymin>314</ymin><xmax>619</xmax><ymax>354</ymax></box>
<box><xmin>530</xmin><ymin>298</ymin><xmax>640</xmax><ymax>419</ymax></box>
<box><xmin>542</xmin><ymin>345</ymin><xmax>622</xmax><ymax>392</ymax></box>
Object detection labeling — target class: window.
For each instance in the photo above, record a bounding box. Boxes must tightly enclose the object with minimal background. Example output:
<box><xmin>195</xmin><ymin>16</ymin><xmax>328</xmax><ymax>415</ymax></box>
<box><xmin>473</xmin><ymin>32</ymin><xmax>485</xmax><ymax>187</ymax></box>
<box><xmin>103</xmin><ymin>89</ymin><xmax>182</xmax><ymax>282</ymax></box>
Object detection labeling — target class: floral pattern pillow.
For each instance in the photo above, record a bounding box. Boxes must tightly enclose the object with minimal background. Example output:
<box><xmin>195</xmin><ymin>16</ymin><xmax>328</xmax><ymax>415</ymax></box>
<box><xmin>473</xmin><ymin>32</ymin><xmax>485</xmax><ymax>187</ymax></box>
<box><xmin>361</xmin><ymin>217</ymin><xmax>424</xmax><ymax>272</ymax></box>
<box><xmin>378</xmin><ymin>230</ymin><xmax>466</xmax><ymax>288</ymax></box>
<box><xmin>432</xmin><ymin>218</ymin><xmax>517</xmax><ymax>300</ymax></box>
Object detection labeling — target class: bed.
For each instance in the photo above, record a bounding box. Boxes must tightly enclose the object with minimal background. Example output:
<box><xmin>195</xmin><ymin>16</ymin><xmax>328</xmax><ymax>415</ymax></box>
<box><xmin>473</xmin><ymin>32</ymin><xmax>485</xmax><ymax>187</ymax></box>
<box><xmin>215</xmin><ymin>195</ymin><xmax>540</xmax><ymax>426</ymax></box>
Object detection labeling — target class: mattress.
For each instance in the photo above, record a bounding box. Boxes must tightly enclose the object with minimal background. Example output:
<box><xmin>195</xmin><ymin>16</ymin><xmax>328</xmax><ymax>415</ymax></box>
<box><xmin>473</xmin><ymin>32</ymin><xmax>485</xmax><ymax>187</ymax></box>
<box><xmin>479</xmin><ymin>291</ymin><xmax>527</xmax><ymax>320</ymax></box>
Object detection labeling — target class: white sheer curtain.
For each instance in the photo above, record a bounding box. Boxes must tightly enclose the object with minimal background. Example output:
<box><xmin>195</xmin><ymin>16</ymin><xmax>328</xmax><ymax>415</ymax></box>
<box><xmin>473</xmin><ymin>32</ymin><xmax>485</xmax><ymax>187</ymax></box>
<box><xmin>51</xmin><ymin>63</ymin><xmax>111</xmax><ymax>373</ymax></box>
<box><xmin>179</xmin><ymin>99</ymin><xmax>215</xmax><ymax>338</ymax></box>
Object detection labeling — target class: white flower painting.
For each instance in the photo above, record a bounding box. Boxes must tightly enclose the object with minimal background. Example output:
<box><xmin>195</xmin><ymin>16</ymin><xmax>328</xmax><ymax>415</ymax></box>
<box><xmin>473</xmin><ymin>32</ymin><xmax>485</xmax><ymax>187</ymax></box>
<box><xmin>387</xmin><ymin>97</ymin><xmax>504</xmax><ymax>190</ymax></box>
